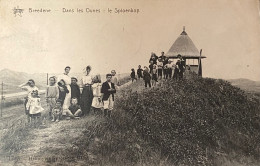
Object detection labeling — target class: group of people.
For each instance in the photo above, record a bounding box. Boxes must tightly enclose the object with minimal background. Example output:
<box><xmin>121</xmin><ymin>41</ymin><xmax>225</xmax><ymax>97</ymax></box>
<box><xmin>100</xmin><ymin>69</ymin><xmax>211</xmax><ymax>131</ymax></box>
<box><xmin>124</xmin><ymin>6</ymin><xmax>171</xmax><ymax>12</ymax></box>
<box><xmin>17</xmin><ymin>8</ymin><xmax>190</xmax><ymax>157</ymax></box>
<box><xmin>19</xmin><ymin>66</ymin><xmax>118</xmax><ymax>124</ymax></box>
<box><xmin>19</xmin><ymin>53</ymin><xmax>186</xmax><ymax>124</ymax></box>
<box><xmin>130</xmin><ymin>52</ymin><xmax>186</xmax><ymax>87</ymax></box>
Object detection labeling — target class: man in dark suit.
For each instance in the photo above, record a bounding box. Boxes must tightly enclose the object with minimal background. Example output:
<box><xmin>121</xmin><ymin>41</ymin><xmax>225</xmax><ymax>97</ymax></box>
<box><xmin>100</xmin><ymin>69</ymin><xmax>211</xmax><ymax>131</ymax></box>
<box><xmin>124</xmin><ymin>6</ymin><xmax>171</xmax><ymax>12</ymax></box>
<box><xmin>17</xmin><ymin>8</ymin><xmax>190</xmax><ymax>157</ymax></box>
<box><xmin>101</xmin><ymin>74</ymin><xmax>116</xmax><ymax>117</ymax></box>
<box><xmin>70</xmin><ymin>77</ymin><xmax>81</xmax><ymax>103</ymax></box>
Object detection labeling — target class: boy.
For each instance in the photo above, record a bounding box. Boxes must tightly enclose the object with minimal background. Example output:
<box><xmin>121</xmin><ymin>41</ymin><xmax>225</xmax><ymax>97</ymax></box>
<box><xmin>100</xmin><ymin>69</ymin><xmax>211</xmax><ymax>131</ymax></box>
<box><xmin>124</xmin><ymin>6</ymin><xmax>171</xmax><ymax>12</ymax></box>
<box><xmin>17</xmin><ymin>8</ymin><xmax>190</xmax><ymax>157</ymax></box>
<box><xmin>65</xmin><ymin>98</ymin><xmax>82</xmax><ymax>118</ymax></box>
<box><xmin>46</xmin><ymin>77</ymin><xmax>59</xmax><ymax>119</ymax></box>
<box><xmin>101</xmin><ymin>74</ymin><xmax>116</xmax><ymax>117</ymax></box>
<box><xmin>52</xmin><ymin>100</ymin><xmax>63</xmax><ymax>122</ymax></box>
<box><xmin>70</xmin><ymin>77</ymin><xmax>81</xmax><ymax>103</ymax></box>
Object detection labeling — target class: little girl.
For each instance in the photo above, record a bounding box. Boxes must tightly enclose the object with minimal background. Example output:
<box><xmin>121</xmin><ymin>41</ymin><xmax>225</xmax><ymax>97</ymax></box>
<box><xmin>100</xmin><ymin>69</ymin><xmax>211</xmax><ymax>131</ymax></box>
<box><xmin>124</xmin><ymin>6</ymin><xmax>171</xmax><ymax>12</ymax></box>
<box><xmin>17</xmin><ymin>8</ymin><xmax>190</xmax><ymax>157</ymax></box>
<box><xmin>26</xmin><ymin>90</ymin><xmax>44</xmax><ymax>124</ymax></box>
<box><xmin>91</xmin><ymin>75</ymin><xmax>103</xmax><ymax>115</ymax></box>
<box><xmin>152</xmin><ymin>64</ymin><xmax>158</xmax><ymax>86</ymax></box>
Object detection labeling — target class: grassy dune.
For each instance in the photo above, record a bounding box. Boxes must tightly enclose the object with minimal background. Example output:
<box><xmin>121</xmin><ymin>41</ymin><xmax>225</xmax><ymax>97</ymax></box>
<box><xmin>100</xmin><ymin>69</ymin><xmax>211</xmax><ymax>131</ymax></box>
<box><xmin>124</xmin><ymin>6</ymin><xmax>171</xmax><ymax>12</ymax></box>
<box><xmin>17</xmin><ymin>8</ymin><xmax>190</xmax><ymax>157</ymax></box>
<box><xmin>1</xmin><ymin>74</ymin><xmax>260</xmax><ymax>166</ymax></box>
<box><xmin>80</xmin><ymin>75</ymin><xmax>260</xmax><ymax>166</ymax></box>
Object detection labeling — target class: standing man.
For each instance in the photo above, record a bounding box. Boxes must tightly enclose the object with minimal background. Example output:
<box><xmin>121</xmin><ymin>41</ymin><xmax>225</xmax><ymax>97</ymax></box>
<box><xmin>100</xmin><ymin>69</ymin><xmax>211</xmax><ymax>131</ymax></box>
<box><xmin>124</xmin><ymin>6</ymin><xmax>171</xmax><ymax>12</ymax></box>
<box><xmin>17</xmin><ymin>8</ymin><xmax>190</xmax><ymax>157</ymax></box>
<box><xmin>101</xmin><ymin>74</ymin><xmax>116</xmax><ymax>117</ymax></box>
<box><xmin>137</xmin><ymin>65</ymin><xmax>143</xmax><ymax>79</ymax></box>
<box><xmin>157</xmin><ymin>58</ymin><xmax>163</xmax><ymax>80</ymax></box>
<box><xmin>176</xmin><ymin>54</ymin><xmax>185</xmax><ymax>80</ymax></box>
<box><xmin>70</xmin><ymin>77</ymin><xmax>81</xmax><ymax>103</ymax></box>
<box><xmin>159</xmin><ymin>51</ymin><xmax>166</xmax><ymax>62</ymax></box>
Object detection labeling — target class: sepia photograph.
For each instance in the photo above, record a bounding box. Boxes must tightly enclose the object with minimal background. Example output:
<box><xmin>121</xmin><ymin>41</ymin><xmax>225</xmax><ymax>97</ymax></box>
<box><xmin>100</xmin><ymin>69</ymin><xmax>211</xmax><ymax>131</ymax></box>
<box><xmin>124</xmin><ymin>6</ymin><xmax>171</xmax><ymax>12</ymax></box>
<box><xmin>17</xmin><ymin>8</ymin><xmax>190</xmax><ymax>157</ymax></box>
<box><xmin>0</xmin><ymin>0</ymin><xmax>260</xmax><ymax>165</ymax></box>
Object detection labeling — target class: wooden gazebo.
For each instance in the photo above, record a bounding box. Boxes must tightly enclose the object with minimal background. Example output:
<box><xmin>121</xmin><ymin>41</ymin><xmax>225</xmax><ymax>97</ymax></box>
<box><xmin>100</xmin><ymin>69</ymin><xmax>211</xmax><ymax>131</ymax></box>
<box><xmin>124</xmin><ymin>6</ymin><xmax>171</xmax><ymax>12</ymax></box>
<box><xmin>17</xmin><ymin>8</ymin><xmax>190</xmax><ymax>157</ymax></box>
<box><xmin>166</xmin><ymin>27</ymin><xmax>206</xmax><ymax>76</ymax></box>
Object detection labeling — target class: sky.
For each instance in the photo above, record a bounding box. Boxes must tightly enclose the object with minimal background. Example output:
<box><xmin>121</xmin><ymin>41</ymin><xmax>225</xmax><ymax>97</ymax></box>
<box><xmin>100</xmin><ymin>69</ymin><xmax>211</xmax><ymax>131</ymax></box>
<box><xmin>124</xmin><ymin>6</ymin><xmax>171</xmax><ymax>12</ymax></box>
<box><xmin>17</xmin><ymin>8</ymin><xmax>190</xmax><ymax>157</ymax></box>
<box><xmin>0</xmin><ymin>0</ymin><xmax>260</xmax><ymax>80</ymax></box>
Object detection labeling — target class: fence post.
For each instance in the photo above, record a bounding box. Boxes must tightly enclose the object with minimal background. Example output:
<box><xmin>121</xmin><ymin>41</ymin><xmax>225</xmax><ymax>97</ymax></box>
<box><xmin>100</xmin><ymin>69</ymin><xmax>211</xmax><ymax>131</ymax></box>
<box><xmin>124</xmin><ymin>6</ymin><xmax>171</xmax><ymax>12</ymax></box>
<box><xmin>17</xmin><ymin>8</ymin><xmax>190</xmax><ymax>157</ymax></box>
<box><xmin>1</xmin><ymin>82</ymin><xmax>3</xmax><ymax>117</ymax></box>
<box><xmin>47</xmin><ymin>73</ymin><xmax>49</xmax><ymax>85</ymax></box>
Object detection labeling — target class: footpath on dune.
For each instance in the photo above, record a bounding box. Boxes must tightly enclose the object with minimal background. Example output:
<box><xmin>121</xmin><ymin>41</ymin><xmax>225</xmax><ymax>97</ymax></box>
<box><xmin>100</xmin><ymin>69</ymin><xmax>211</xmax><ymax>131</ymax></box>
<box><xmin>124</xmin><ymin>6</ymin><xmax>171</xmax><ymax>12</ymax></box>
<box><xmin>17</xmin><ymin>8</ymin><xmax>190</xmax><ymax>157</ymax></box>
<box><xmin>0</xmin><ymin>80</ymin><xmax>134</xmax><ymax>166</ymax></box>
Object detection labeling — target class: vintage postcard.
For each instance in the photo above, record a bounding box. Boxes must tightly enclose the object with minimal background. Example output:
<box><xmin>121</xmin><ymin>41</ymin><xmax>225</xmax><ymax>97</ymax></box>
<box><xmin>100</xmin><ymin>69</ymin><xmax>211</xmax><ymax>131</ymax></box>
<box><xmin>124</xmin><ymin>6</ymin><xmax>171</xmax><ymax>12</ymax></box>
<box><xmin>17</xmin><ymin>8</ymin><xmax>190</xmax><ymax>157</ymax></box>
<box><xmin>0</xmin><ymin>0</ymin><xmax>260</xmax><ymax>166</ymax></box>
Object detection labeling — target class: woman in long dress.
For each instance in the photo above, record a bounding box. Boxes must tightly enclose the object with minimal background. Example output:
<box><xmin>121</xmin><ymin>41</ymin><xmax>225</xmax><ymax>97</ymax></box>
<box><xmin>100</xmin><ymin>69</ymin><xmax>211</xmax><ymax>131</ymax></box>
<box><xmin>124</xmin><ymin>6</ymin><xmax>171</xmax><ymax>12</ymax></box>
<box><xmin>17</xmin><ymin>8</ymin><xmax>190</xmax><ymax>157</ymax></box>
<box><xmin>80</xmin><ymin>66</ymin><xmax>93</xmax><ymax>116</ymax></box>
<box><xmin>57</xmin><ymin>66</ymin><xmax>71</xmax><ymax>115</ymax></box>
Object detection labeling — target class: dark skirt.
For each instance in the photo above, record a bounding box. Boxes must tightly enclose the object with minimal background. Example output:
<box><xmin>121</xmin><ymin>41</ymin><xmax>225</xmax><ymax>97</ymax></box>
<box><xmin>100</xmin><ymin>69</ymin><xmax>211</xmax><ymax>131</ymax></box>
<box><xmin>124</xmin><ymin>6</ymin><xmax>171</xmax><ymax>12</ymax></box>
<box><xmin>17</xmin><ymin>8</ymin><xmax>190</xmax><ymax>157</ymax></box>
<box><xmin>24</xmin><ymin>97</ymin><xmax>29</xmax><ymax>115</ymax></box>
<box><xmin>81</xmin><ymin>86</ymin><xmax>93</xmax><ymax>115</ymax></box>
<box><xmin>152</xmin><ymin>74</ymin><xmax>157</xmax><ymax>81</ymax></box>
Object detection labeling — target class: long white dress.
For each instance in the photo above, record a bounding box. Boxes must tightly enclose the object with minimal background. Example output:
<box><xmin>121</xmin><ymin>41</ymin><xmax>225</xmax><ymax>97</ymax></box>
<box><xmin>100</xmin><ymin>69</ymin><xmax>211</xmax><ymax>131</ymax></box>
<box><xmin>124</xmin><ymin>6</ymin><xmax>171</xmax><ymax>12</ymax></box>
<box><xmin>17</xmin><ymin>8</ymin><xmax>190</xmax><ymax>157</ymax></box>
<box><xmin>91</xmin><ymin>83</ymin><xmax>103</xmax><ymax>108</ymax></box>
<box><xmin>57</xmin><ymin>74</ymin><xmax>71</xmax><ymax>115</ymax></box>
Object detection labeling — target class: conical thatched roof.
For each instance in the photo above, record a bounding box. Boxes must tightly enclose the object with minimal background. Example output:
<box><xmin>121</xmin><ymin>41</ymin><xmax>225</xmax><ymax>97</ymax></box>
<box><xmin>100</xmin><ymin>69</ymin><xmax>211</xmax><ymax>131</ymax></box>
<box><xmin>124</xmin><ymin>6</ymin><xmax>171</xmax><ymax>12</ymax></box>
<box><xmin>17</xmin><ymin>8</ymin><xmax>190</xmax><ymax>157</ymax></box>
<box><xmin>166</xmin><ymin>27</ymin><xmax>206</xmax><ymax>59</ymax></box>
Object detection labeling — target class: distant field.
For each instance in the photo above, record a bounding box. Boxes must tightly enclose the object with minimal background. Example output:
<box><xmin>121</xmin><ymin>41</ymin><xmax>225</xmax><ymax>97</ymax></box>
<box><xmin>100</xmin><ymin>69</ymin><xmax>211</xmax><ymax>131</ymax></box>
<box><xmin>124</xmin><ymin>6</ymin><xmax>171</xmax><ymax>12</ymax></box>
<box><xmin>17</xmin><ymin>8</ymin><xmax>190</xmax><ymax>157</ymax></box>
<box><xmin>228</xmin><ymin>78</ymin><xmax>260</xmax><ymax>93</ymax></box>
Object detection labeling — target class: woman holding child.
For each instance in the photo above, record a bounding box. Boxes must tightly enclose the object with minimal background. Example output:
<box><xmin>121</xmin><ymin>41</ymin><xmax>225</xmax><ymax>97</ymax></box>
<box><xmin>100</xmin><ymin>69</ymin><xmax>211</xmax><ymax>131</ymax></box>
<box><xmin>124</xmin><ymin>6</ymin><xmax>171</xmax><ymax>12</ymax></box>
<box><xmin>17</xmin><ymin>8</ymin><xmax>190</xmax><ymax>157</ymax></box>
<box><xmin>80</xmin><ymin>65</ymin><xmax>94</xmax><ymax>116</ymax></box>
<box><xmin>57</xmin><ymin>66</ymin><xmax>72</xmax><ymax>115</ymax></box>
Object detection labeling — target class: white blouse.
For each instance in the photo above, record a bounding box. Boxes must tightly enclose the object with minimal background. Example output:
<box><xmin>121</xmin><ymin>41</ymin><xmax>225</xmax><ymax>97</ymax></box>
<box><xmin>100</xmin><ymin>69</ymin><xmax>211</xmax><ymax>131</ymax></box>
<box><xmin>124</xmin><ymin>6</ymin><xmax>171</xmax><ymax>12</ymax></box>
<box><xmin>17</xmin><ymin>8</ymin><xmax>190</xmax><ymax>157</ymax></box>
<box><xmin>80</xmin><ymin>74</ymin><xmax>93</xmax><ymax>87</ymax></box>
<box><xmin>92</xmin><ymin>83</ymin><xmax>102</xmax><ymax>97</ymax></box>
<box><xmin>58</xmin><ymin>74</ymin><xmax>71</xmax><ymax>85</ymax></box>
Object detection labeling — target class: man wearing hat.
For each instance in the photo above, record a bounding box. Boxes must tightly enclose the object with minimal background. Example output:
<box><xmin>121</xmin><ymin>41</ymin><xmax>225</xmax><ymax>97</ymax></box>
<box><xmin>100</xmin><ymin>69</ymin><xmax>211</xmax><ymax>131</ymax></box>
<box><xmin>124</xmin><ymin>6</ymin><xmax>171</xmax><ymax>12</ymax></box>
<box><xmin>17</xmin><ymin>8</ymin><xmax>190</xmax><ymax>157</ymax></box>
<box><xmin>176</xmin><ymin>54</ymin><xmax>185</xmax><ymax>80</ymax></box>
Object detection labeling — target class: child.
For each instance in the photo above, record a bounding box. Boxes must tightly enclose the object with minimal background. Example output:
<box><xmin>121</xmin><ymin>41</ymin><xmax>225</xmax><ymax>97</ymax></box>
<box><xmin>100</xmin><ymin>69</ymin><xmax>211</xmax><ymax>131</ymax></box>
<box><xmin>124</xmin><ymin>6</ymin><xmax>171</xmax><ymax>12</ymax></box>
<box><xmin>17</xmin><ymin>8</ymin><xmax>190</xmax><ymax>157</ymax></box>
<box><xmin>70</xmin><ymin>77</ymin><xmax>81</xmax><ymax>103</ymax></box>
<box><xmin>92</xmin><ymin>75</ymin><xmax>103</xmax><ymax>115</ymax></box>
<box><xmin>19</xmin><ymin>79</ymin><xmax>39</xmax><ymax>123</ymax></box>
<box><xmin>137</xmin><ymin>65</ymin><xmax>143</xmax><ymax>79</ymax></box>
<box><xmin>52</xmin><ymin>100</ymin><xmax>63</xmax><ymax>122</ymax></box>
<box><xmin>26</xmin><ymin>90</ymin><xmax>44</xmax><ymax>124</ymax></box>
<box><xmin>152</xmin><ymin>64</ymin><xmax>158</xmax><ymax>86</ymax></box>
<box><xmin>157</xmin><ymin>58</ymin><xmax>163</xmax><ymax>80</ymax></box>
<box><xmin>46</xmin><ymin>77</ymin><xmax>59</xmax><ymax>119</ymax></box>
<box><xmin>58</xmin><ymin>79</ymin><xmax>69</xmax><ymax>106</ymax></box>
<box><xmin>166</xmin><ymin>61</ymin><xmax>173</xmax><ymax>79</ymax></box>
<box><xmin>173</xmin><ymin>62</ymin><xmax>179</xmax><ymax>80</ymax></box>
<box><xmin>130</xmin><ymin>68</ymin><xmax>137</xmax><ymax>82</ymax></box>
<box><xmin>111</xmin><ymin>70</ymin><xmax>119</xmax><ymax>87</ymax></box>
<box><xmin>101</xmin><ymin>74</ymin><xmax>116</xmax><ymax>118</ymax></box>
<box><xmin>163</xmin><ymin>64</ymin><xmax>168</xmax><ymax>79</ymax></box>
<box><xmin>143</xmin><ymin>66</ymin><xmax>151</xmax><ymax>88</ymax></box>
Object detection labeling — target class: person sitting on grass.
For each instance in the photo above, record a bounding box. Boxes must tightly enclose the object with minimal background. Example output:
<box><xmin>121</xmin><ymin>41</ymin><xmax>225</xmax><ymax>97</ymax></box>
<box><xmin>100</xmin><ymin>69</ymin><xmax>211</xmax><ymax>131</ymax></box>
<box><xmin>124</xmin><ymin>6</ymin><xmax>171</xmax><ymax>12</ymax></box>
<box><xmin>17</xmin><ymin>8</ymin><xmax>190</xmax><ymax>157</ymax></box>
<box><xmin>101</xmin><ymin>74</ymin><xmax>116</xmax><ymax>118</ymax></box>
<box><xmin>52</xmin><ymin>100</ymin><xmax>63</xmax><ymax>122</ymax></box>
<box><xmin>26</xmin><ymin>90</ymin><xmax>44</xmax><ymax>125</ymax></box>
<box><xmin>64</xmin><ymin>98</ymin><xmax>82</xmax><ymax>119</ymax></box>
